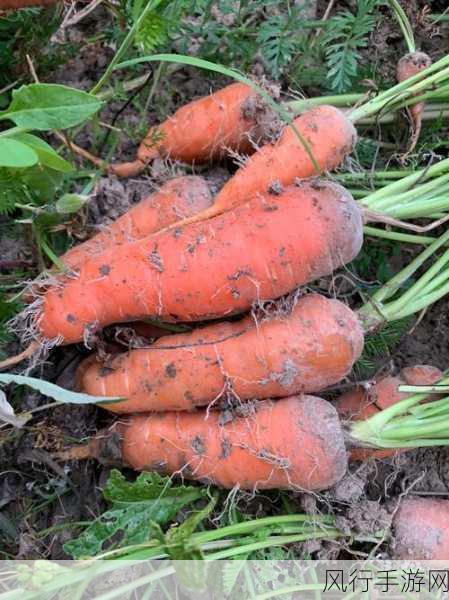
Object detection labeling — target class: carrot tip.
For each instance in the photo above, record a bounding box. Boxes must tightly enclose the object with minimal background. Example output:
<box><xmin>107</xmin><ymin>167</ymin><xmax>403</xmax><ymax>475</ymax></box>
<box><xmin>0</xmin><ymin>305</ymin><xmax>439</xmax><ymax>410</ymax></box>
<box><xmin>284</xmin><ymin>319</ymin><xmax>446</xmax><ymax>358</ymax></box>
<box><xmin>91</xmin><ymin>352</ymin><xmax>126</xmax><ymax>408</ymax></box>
<box><xmin>109</xmin><ymin>160</ymin><xmax>146</xmax><ymax>178</ymax></box>
<box><xmin>0</xmin><ymin>340</ymin><xmax>40</xmax><ymax>371</ymax></box>
<box><xmin>54</xmin><ymin>443</ymin><xmax>95</xmax><ymax>462</ymax></box>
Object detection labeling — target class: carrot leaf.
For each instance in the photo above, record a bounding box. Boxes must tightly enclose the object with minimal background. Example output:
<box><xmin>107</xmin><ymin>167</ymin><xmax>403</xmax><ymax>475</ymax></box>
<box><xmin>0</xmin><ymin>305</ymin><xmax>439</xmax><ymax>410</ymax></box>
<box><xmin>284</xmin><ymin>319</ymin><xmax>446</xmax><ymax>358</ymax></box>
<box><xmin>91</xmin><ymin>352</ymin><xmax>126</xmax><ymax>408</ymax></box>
<box><xmin>64</xmin><ymin>469</ymin><xmax>207</xmax><ymax>559</ymax></box>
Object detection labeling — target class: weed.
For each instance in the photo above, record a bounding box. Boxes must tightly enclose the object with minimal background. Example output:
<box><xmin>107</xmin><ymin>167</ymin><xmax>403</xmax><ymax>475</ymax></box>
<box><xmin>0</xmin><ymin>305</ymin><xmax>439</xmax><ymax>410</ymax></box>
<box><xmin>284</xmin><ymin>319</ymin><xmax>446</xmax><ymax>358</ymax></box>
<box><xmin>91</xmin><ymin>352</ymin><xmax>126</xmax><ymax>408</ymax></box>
<box><xmin>322</xmin><ymin>0</ymin><xmax>382</xmax><ymax>92</ymax></box>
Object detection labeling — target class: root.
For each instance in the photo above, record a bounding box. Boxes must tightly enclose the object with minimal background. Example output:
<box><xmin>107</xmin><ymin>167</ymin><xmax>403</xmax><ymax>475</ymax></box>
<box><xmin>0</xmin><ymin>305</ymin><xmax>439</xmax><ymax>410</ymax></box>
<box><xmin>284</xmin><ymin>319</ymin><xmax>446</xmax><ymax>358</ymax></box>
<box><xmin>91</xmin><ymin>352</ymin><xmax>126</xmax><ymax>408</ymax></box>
<box><xmin>54</xmin><ymin>133</ymin><xmax>149</xmax><ymax>178</ymax></box>
<box><xmin>54</xmin><ymin>442</ymin><xmax>95</xmax><ymax>461</ymax></box>
<box><xmin>109</xmin><ymin>159</ymin><xmax>146</xmax><ymax>178</ymax></box>
<box><xmin>406</xmin><ymin>111</ymin><xmax>423</xmax><ymax>155</ymax></box>
<box><xmin>6</xmin><ymin>284</ymin><xmax>63</xmax><ymax>372</ymax></box>
<box><xmin>0</xmin><ymin>341</ymin><xmax>40</xmax><ymax>371</ymax></box>
<box><xmin>53</xmin><ymin>131</ymin><xmax>106</xmax><ymax>169</ymax></box>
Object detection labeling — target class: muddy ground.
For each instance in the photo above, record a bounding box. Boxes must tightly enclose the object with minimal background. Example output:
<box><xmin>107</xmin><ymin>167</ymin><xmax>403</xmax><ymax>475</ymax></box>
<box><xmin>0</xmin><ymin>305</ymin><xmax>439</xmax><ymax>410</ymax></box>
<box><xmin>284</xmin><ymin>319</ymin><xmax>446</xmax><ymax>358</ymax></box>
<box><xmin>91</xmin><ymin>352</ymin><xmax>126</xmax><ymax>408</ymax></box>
<box><xmin>2</xmin><ymin>0</ymin><xmax>449</xmax><ymax>560</ymax></box>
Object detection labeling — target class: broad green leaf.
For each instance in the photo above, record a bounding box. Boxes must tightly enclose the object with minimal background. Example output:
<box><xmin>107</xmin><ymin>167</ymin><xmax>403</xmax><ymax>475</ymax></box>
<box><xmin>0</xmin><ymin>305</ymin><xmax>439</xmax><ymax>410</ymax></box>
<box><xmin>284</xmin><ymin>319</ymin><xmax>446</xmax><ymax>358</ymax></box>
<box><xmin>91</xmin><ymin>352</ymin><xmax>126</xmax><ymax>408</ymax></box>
<box><xmin>56</xmin><ymin>193</ymin><xmax>88</xmax><ymax>214</ymax></box>
<box><xmin>0</xmin><ymin>374</ymin><xmax>122</xmax><ymax>405</ymax></box>
<box><xmin>64</xmin><ymin>470</ymin><xmax>207</xmax><ymax>558</ymax></box>
<box><xmin>0</xmin><ymin>84</ymin><xmax>103</xmax><ymax>130</ymax></box>
<box><xmin>0</xmin><ymin>138</ymin><xmax>38</xmax><ymax>168</ymax></box>
<box><xmin>12</xmin><ymin>134</ymin><xmax>72</xmax><ymax>172</ymax></box>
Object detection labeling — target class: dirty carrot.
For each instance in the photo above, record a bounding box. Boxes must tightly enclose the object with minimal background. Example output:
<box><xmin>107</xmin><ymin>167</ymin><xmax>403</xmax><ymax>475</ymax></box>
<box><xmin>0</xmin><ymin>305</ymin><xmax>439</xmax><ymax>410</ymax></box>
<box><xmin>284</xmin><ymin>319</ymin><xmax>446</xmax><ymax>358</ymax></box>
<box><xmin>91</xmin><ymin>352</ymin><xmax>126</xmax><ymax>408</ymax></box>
<box><xmin>77</xmin><ymin>294</ymin><xmax>364</xmax><ymax>413</ymax></box>
<box><xmin>144</xmin><ymin>53</ymin><xmax>449</xmax><ymax>230</ymax></box>
<box><xmin>110</xmin><ymin>82</ymin><xmax>274</xmax><ymax>177</ymax></box>
<box><xmin>162</xmin><ymin>104</ymin><xmax>357</xmax><ymax>228</ymax></box>
<box><xmin>75</xmin><ymin>230</ymin><xmax>449</xmax><ymax>413</ymax></box>
<box><xmin>57</xmin><ymin>395</ymin><xmax>348</xmax><ymax>491</ymax></box>
<box><xmin>387</xmin><ymin>0</ymin><xmax>431</xmax><ymax>152</ymax></box>
<box><xmin>336</xmin><ymin>365</ymin><xmax>442</xmax><ymax>462</ymax></box>
<box><xmin>392</xmin><ymin>496</ymin><xmax>449</xmax><ymax>559</ymax></box>
<box><xmin>397</xmin><ymin>52</ymin><xmax>432</xmax><ymax>151</ymax></box>
<box><xmin>27</xmin><ymin>180</ymin><xmax>364</xmax><ymax>346</ymax></box>
<box><xmin>61</xmin><ymin>176</ymin><xmax>212</xmax><ymax>268</ymax></box>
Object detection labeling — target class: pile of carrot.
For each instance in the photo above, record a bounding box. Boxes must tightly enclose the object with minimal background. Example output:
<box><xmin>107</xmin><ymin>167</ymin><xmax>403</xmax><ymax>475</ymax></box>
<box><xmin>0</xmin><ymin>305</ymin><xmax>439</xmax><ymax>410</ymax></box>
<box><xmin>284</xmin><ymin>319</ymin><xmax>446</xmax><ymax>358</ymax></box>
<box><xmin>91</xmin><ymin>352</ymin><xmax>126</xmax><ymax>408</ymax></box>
<box><xmin>3</xmin><ymin>71</ymin><xmax>446</xmax><ymax>504</ymax></box>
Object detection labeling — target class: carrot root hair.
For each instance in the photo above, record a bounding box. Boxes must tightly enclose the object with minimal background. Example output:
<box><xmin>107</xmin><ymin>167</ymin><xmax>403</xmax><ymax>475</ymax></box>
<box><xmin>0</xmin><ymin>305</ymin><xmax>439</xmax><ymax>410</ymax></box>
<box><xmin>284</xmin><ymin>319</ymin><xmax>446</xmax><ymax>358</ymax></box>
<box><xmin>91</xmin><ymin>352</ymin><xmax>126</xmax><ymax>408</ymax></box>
<box><xmin>0</xmin><ymin>340</ymin><xmax>41</xmax><ymax>371</ymax></box>
<box><xmin>6</xmin><ymin>279</ymin><xmax>64</xmax><ymax>370</ymax></box>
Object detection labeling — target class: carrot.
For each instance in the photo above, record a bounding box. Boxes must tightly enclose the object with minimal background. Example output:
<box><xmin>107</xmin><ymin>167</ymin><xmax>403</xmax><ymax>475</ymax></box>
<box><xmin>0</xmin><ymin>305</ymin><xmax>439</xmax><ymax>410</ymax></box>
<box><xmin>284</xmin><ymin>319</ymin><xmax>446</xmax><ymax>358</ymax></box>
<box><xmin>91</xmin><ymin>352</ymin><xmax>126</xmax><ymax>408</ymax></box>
<box><xmin>159</xmin><ymin>105</ymin><xmax>357</xmax><ymax>229</ymax></box>
<box><xmin>397</xmin><ymin>52</ymin><xmax>432</xmax><ymax>152</ymax></box>
<box><xmin>336</xmin><ymin>364</ymin><xmax>442</xmax><ymax>462</ymax></box>
<box><xmin>77</xmin><ymin>294</ymin><xmax>364</xmax><ymax>413</ymax></box>
<box><xmin>110</xmin><ymin>83</ymin><xmax>271</xmax><ymax>178</ymax></box>
<box><xmin>31</xmin><ymin>180</ymin><xmax>363</xmax><ymax>345</ymax></box>
<box><xmin>61</xmin><ymin>176</ymin><xmax>212</xmax><ymax>268</ymax></box>
<box><xmin>0</xmin><ymin>0</ymin><xmax>58</xmax><ymax>7</ymax></box>
<box><xmin>392</xmin><ymin>496</ymin><xmax>449</xmax><ymax>559</ymax></box>
<box><xmin>58</xmin><ymin>395</ymin><xmax>348</xmax><ymax>491</ymax></box>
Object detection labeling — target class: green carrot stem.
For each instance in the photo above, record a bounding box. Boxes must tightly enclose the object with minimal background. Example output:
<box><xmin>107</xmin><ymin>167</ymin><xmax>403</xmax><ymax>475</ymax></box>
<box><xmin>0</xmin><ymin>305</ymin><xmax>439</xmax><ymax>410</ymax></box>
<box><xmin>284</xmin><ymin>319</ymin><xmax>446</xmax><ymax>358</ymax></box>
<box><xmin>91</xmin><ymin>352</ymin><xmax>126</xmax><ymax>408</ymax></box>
<box><xmin>390</xmin><ymin>280</ymin><xmax>449</xmax><ymax>320</ymax></box>
<box><xmin>363</xmin><ymin>172</ymin><xmax>449</xmax><ymax>211</ymax></box>
<box><xmin>416</xmin><ymin>266</ymin><xmax>449</xmax><ymax>296</ymax></box>
<box><xmin>357</xmin><ymin>229</ymin><xmax>449</xmax><ymax>330</ymax></box>
<box><xmin>363</xmin><ymin>226</ymin><xmax>437</xmax><ymax>245</ymax></box>
<box><xmin>376</xmin><ymin>229</ymin><xmax>449</xmax><ymax>302</ymax></box>
<box><xmin>371</xmin><ymin>420</ymin><xmax>449</xmax><ymax>443</ymax></box>
<box><xmin>386</xmin><ymin>0</ymin><xmax>416</xmax><ymax>53</ymax></box>
<box><xmin>191</xmin><ymin>514</ymin><xmax>333</xmax><ymax>545</ymax></box>
<box><xmin>402</xmin><ymin>385</ymin><xmax>449</xmax><ymax>396</ymax></box>
<box><xmin>207</xmin><ymin>531</ymin><xmax>342</xmax><ymax>560</ymax></box>
<box><xmin>337</xmin><ymin>170</ymin><xmax>415</xmax><ymax>182</ymax></box>
<box><xmin>286</xmin><ymin>96</ymin><xmax>449</xmax><ymax>115</ymax></box>
<box><xmin>349</xmin><ymin>54</ymin><xmax>449</xmax><ymax>123</ymax></box>
<box><xmin>390</xmin><ymin>195</ymin><xmax>449</xmax><ymax>219</ymax></box>
<box><xmin>359</xmin><ymin>108</ymin><xmax>449</xmax><ymax>125</ymax></box>
<box><xmin>360</xmin><ymin>158</ymin><xmax>449</xmax><ymax>208</ymax></box>
<box><xmin>432</xmin><ymin>13</ymin><xmax>449</xmax><ymax>22</ymax></box>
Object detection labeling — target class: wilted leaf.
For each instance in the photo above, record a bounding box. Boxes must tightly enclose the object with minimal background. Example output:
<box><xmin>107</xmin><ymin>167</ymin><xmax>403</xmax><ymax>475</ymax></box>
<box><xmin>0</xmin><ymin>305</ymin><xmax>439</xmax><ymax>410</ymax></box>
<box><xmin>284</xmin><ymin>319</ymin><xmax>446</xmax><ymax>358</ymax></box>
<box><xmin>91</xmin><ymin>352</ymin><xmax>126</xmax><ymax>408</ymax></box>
<box><xmin>0</xmin><ymin>374</ymin><xmax>122</xmax><ymax>405</ymax></box>
<box><xmin>0</xmin><ymin>390</ymin><xmax>29</xmax><ymax>427</ymax></box>
<box><xmin>64</xmin><ymin>470</ymin><xmax>207</xmax><ymax>558</ymax></box>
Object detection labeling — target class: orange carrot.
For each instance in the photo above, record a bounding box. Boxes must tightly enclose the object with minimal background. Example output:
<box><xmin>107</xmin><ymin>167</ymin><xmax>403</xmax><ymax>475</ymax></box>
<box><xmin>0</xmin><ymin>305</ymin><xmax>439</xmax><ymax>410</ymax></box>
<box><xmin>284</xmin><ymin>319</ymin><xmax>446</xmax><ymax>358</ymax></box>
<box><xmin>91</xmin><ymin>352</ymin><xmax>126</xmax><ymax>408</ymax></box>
<box><xmin>61</xmin><ymin>176</ymin><xmax>212</xmax><ymax>268</ymax></box>
<box><xmin>31</xmin><ymin>180</ymin><xmax>363</xmax><ymax>345</ymax></box>
<box><xmin>336</xmin><ymin>364</ymin><xmax>442</xmax><ymax>461</ymax></box>
<box><xmin>397</xmin><ymin>52</ymin><xmax>432</xmax><ymax>151</ymax></box>
<box><xmin>110</xmin><ymin>83</ymin><xmax>271</xmax><ymax>177</ymax></box>
<box><xmin>59</xmin><ymin>395</ymin><xmax>348</xmax><ymax>491</ymax></box>
<box><xmin>77</xmin><ymin>294</ymin><xmax>364</xmax><ymax>413</ymax></box>
<box><xmin>160</xmin><ymin>104</ymin><xmax>357</xmax><ymax>229</ymax></box>
<box><xmin>392</xmin><ymin>496</ymin><xmax>449</xmax><ymax>559</ymax></box>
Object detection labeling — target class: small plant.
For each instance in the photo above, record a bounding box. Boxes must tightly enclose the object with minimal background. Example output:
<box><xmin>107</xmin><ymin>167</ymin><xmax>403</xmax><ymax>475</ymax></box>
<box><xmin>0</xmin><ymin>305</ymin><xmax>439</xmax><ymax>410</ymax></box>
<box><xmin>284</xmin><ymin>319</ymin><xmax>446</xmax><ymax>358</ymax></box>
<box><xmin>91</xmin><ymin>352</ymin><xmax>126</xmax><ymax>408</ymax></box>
<box><xmin>0</xmin><ymin>83</ymin><xmax>102</xmax><ymax>254</ymax></box>
<box><xmin>323</xmin><ymin>0</ymin><xmax>382</xmax><ymax>92</ymax></box>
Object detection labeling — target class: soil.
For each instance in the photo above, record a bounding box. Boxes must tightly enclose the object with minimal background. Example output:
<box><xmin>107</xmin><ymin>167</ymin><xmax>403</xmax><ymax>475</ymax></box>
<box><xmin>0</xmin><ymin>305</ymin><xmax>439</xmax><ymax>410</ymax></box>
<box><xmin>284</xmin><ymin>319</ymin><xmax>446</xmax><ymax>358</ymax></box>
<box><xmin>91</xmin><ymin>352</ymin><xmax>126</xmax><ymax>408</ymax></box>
<box><xmin>1</xmin><ymin>0</ymin><xmax>449</xmax><ymax>561</ymax></box>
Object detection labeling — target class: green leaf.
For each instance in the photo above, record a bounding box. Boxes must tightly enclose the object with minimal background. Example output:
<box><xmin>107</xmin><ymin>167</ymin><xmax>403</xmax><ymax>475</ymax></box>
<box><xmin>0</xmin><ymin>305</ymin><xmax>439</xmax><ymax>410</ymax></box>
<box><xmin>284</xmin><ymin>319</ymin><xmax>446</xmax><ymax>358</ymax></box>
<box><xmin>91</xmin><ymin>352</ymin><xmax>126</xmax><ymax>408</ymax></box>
<box><xmin>0</xmin><ymin>374</ymin><xmax>122</xmax><ymax>405</ymax></box>
<box><xmin>55</xmin><ymin>193</ymin><xmax>88</xmax><ymax>214</ymax></box>
<box><xmin>64</xmin><ymin>470</ymin><xmax>207</xmax><ymax>558</ymax></box>
<box><xmin>12</xmin><ymin>134</ymin><xmax>73</xmax><ymax>172</ymax></box>
<box><xmin>0</xmin><ymin>138</ymin><xmax>38</xmax><ymax>168</ymax></box>
<box><xmin>21</xmin><ymin>165</ymin><xmax>63</xmax><ymax>203</ymax></box>
<box><xmin>0</xmin><ymin>84</ymin><xmax>103</xmax><ymax>130</ymax></box>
